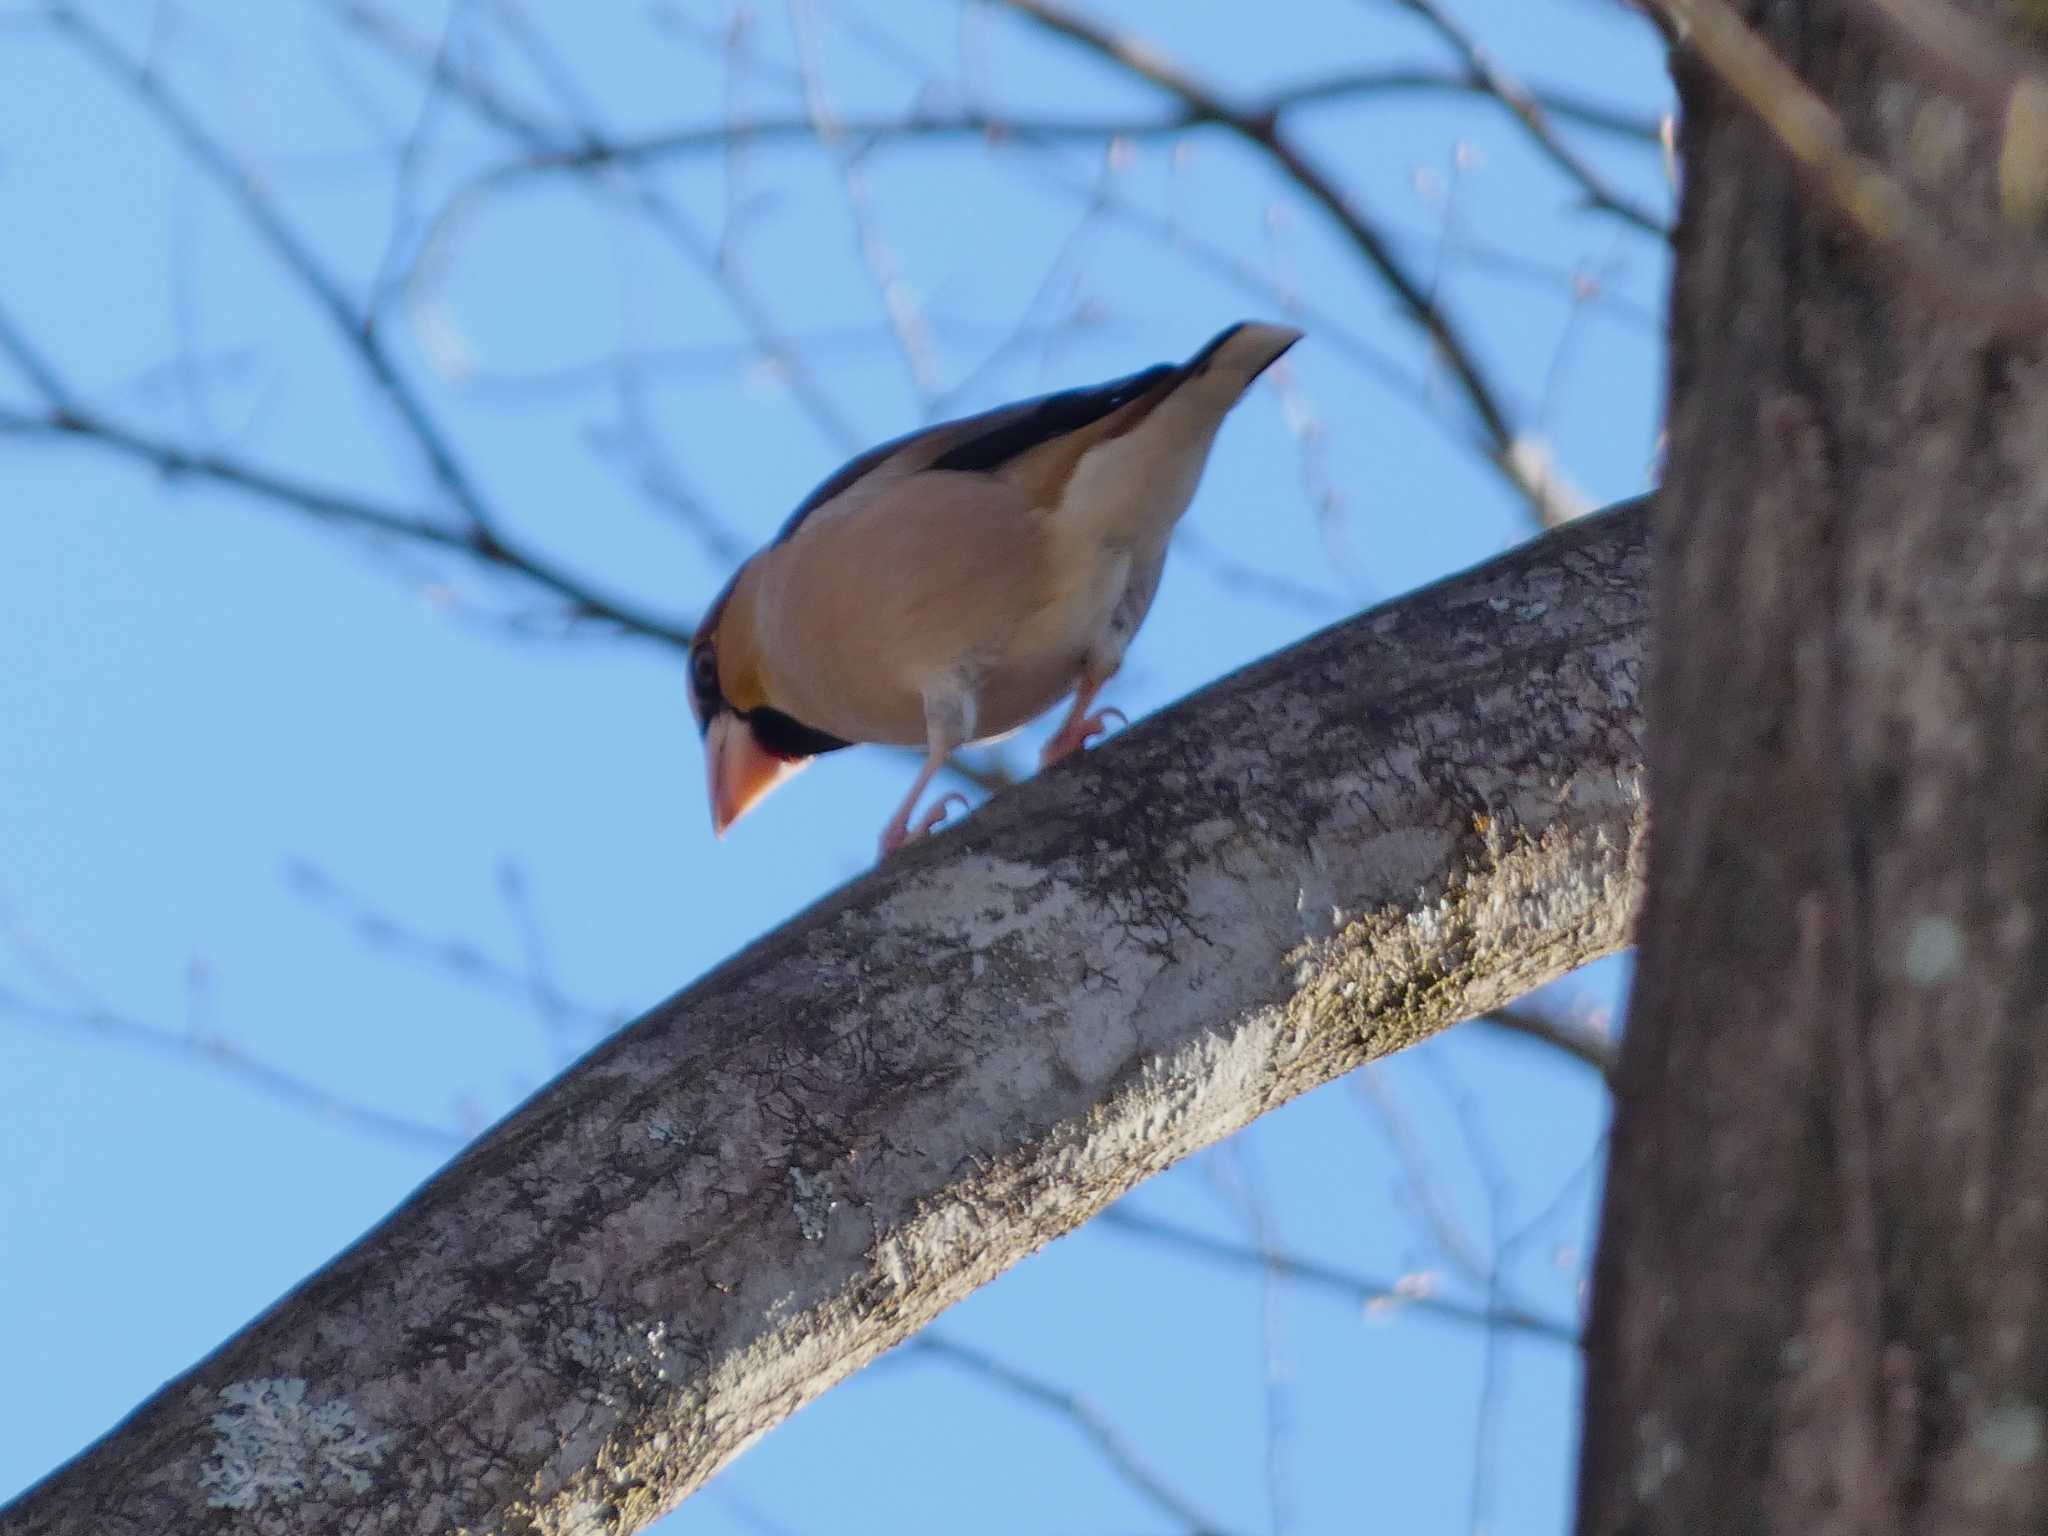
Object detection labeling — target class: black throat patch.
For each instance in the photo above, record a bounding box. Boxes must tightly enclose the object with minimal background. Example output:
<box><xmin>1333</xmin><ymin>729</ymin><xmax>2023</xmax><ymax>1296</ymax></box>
<box><xmin>749</xmin><ymin>707</ymin><xmax>852</xmax><ymax>761</ymax></box>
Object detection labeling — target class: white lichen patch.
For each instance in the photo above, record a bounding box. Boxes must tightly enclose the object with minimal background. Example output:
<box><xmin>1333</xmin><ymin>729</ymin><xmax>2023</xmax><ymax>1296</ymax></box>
<box><xmin>1631</xmin><ymin>1409</ymin><xmax>1685</xmax><ymax>1501</ymax></box>
<box><xmin>1974</xmin><ymin>1400</ymin><xmax>2046</xmax><ymax>1467</ymax></box>
<box><xmin>1903</xmin><ymin>915</ymin><xmax>1964</xmax><ymax>985</ymax></box>
<box><xmin>198</xmin><ymin>1377</ymin><xmax>391</xmax><ymax>1511</ymax></box>
<box><xmin>790</xmin><ymin>1167</ymin><xmax>836</xmax><ymax>1241</ymax></box>
<box><xmin>560</xmin><ymin>1313</ymin><xmax>674</xmax><ymax>1387</ymax></box>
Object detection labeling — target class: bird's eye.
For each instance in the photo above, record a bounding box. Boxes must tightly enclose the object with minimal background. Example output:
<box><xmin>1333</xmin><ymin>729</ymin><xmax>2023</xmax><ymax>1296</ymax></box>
<box><xmin>689</xmin><ymin>646</ymin><xmax>721</xmax><ymax>723</ymax></box>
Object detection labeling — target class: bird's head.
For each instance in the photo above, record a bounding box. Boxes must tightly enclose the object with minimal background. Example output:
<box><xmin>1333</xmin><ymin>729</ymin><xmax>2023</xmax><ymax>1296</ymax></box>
<box><xmin>688</xmin><ymin>568</ymin><xmax>844</xmax><ymax>837</ymax></box>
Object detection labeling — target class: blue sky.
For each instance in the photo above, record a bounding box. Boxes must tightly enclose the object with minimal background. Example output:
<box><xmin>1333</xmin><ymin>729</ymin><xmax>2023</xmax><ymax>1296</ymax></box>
<box><xmin>0</xmin><ymin>1</ymin><xmax>1669</xmax><ymax>1529</ymax></box>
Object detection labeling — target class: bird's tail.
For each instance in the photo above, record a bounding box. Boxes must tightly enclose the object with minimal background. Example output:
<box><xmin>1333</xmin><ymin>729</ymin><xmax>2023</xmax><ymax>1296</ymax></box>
<box><xmin>1182</xmin><ymin>321</ymin><xmax>1303</xmax><ymax>393</ymax></box>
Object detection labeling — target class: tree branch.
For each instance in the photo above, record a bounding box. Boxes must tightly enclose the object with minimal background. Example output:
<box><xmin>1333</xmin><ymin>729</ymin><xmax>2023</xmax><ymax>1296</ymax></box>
<box><xmin>1</xmin><ymin>501</ymin><xmax>1649</xmax><ymax>1536</ymax></box>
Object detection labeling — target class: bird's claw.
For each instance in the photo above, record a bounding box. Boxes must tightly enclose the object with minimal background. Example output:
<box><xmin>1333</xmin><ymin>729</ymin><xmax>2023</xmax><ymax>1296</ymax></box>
<box><xmin>1039</xmin><ymin>706</ymin><xmax>1129</xmax><ymax>769</ymax></box>
<box><xmin>916</xmin><ymin>792</ymin><xmax>969</xmax><ymax>836</ymax></box>
<box><xmin>1082</xmin><ymin>707</ymin><xmax>1128</xmax><ymax>745</ymax></box>
<box><xmin>879</xmin><ymin>792</ymin><xmax>970</xmax><ymax>858</ymax></box>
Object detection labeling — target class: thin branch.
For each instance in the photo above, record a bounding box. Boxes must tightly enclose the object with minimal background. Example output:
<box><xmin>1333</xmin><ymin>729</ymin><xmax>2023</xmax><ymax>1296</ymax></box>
<box><xmin>1283</xmin><ymin>66</ymin><xmax>1668</xmax><ymax>141</ymax></box>
<box><xmin>281</xmin><ymin>858</ymin><xmax>619</xmax><ymax>1043</ymax></box>
<box><xmin>788</xmin><ymin>0</ymin><xmax>945</xmax><ymax>406</ymax></box>
<box><xmin>50</xmin><ymin>4</ymin><xmax>506</xmax><ymax>537</ymax></box>
<box><xmin>1480</xmin><ymin>1002</ymin><xmax>1619</xmax><ymax>1078</ymax></box>
<box><xmin>1095</xmin><ymin>1206</ymin><xmax>1580</xmax><ymax>1347</ymax></box>
<box><xmin>1354</xmin><ymin>1067</ymin><xmax>1495</xmax><ymax>1289</ymax></box>
<box><xmin>1410</xmin><ymin>1051</ymin><xmax>1515</xmax><ymax>1536</ymax></box>
<box><xmin>0</xmin><ymin>393</ymin><xmax>693</xmax><ymax>648</ymax></box>
<box><xmin>910</xmin><ymin>1334</ymin><xmax>1247</xmax><ymax>1536</ymax></box>
<box><xmin>363</xmin><ymin>0</ymin><xmax>472</xmax><ymax>320</ymax></box>
<box><xmin>0</xmin><ymin>981</ymin><xmax>462</xmax><ymax>1156</ymax></box>
<box><xmin>1171</xmin><ymin>525</ymin><xmax>1350</xmax><ymax>613</ymax></box>
<box><xmin>452</xmin><ymin>319</ymin><xmax>1114</xmax><ymax>402</ymax></box>
<box><xmin>1203</xmin><ymin>1143</ymin><xmax>1295</xmax><ymax>1536</ymax></box>
<box><xmin>1383</xmin><ymin>0</ymin><xmax>1670</xmax><ymax>236</ymax></box>
<box><xmin>0</xmin><ymin>299</ymin><xmax>80</xmax><ymax>409</ymax></box>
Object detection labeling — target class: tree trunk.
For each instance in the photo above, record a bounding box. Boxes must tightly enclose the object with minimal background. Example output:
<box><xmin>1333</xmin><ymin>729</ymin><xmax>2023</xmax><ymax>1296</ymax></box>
<box><xmin>3</xmin><ymin>507</ymin><xmax>1647</xmax><ymax>1536</ymax></box>
<box><xmin>1581</xmin><ymin>7</ymin><xmax>2048</xmax><ymax>1534</ymax></box>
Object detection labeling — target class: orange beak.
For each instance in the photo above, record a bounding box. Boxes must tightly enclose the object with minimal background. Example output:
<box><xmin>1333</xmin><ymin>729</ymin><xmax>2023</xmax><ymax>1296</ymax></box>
<box><xmin>705</xmin><ymin>713</ymin><xmax>803</xmax><ymax>837</ymax></box>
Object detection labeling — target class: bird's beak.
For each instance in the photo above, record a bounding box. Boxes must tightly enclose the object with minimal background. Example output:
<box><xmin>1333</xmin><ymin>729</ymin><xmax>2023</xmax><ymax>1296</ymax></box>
<box><xmin>706</xmin><ymin>713</ymin><xmax>801</xmax><ymax>837</ymax></box>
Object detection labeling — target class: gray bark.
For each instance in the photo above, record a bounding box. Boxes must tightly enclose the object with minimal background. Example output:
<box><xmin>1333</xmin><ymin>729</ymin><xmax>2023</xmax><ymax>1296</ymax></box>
<box><xmin>1579</xmin><ymin>7</ymin><xmax>2048</xmax><ymax>1534</ymax></box>
<box><xmin>4</xmin><ymin>504</ymin><xmax>1648</xmax><ymax>1536</ymax></box>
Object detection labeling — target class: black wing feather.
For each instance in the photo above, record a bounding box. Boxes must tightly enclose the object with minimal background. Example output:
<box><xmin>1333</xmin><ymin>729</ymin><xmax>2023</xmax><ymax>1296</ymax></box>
<box><xmin>768</xmin><ymin>359</ymin><xmax>1176</xmax><ymax>551</ymax></box>
<box><xmin>928</xmin><ymin>363</ymin><xmax>1175</xmax><ymax>475</ymax></box>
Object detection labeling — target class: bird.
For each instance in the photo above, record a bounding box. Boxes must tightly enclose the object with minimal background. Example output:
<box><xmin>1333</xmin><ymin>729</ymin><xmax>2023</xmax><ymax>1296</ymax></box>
<box><xmin>687</xmin><ymin>319</ymin><xmax>1304</xmax><ymax>859</ymax></box>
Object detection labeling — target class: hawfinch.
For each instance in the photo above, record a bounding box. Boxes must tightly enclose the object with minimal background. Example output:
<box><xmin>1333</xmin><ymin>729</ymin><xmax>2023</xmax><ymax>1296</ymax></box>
<box><xmin>688</xmin><ymin>320</ymin><xmax>1303</xmax><ymax>858</ymax></box>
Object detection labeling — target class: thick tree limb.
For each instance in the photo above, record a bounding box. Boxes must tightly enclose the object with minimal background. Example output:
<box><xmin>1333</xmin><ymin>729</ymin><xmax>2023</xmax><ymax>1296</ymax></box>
<box><xmin>2</xmin><ymin>502</ymin><xmax>1648</xmax><ymax>1536</ymax></box>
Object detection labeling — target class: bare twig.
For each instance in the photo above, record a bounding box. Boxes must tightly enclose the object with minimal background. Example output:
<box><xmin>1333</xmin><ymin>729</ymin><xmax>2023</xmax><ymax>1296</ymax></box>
<box><xmin>1171</xmin><ymin>526</ymin><xmax>1349</xmax><ymax>613</ymax></box>
<box><xmin>1095</xmin><ymin>1206</ymin><xmax>1579</xmax><ymax>1346</ymax></box>
<box><xmin>1384</xmin><ymin>0</ymin><xmax>1669</xmax><ymax>236</ymax></box>
<box><xmin>1354</xmin><ymin>1067</ymin><xmax>1493</xmax><ymax>1286</ymax></box>
<box><xmin>50</xmin><ymin>4</ymin><xmax>507</xmax><ymax>537</ymax></box>
<box><xmin>0</xmin><ymin>301</ymin><xmax>80</xmax><ymax>410</ymax></box>
<box><xmin>363</xmin><ymin>0</ymin><xmax>472</xmax><ymax>320</ymax></box>
<box><xmin>788</xmin><ymin>0</ymin><xmax>944</xmax><ymax>406</ymax></box>
<box><xmin>1410</xmin><ymin>1052</ymin><xmax>1515</xmax><ymax>1536</ymax></box>
<box><xmin>0</xmin><ymin>396</ymin><xmax>693</xmax><ymax>647</ymax></box>
<box><xmin>1481</xmin><ymin>1002</ymin><xmax>1619</xmax><ymax>1078</ymax></box>
<box><xmin>0</xmin><ymin>980</ymin><xmax>462</xmax><ymax>1156</ymax></box>
<box><xmin>1206</xmin><ymin>1142</ymin><xmax>1295</xmax><ymax>1536</ymax></box>
<box><xmin>281</xmin><ymin>858</ymin><xmax>618</xmax><ymax>1045</ymax></box>
<box><xmin>910</xmin><ymin>1334</ymin><xmax>1248</xmax><ymax>1536</ymax></box>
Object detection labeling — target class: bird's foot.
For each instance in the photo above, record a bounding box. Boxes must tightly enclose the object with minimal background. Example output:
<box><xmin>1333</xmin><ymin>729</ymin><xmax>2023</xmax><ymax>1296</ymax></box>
<box><xmin>1039</xmin><ymin>707</ymin><xmax>1128</xmax><ymax>770</ymax></box>
<box><xmin>879</xmin><ymin>792</ymin><xmax>969</xmax><ymax>858</ymax></box>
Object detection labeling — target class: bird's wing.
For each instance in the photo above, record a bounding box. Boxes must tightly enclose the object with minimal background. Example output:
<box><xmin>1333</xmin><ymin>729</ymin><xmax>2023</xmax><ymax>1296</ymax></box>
<box><xmin>772</xmin><ymin>362</ymin><xmax>1179</xmax><ymax>547</ymax></box>
<box><xmin>924</xmin><ymin>364</ymin><xmax>1175</xmax><ymax>475</ymax></box>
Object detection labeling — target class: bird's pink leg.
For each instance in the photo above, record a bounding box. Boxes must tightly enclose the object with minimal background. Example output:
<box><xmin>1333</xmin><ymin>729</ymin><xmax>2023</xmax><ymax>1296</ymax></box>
<box><xmin>878</xmin><ymin>750</ymin><xmax>968</xmax><ymax>859</ymax></box>
<box><xmin>1039</xmin><ymin>675</ymin><xmax>1127</xmax><ymax>769</ymax></box>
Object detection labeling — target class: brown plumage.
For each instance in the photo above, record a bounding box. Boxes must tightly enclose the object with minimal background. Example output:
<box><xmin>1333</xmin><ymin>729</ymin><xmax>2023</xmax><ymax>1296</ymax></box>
<box><xmin>688</xmin><ymin>320</ymin><xmax>1304</xmax><ymax>857</ymax></box>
